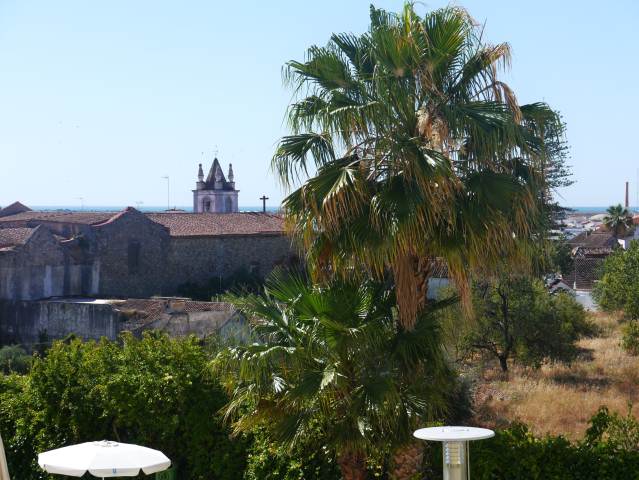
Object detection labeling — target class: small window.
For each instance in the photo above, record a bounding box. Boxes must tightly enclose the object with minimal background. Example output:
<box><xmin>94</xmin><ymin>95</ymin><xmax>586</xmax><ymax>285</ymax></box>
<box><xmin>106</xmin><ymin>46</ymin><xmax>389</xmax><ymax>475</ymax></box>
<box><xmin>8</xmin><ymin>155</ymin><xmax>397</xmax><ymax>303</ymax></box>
<box><xmin>127</xmin><ymin>240</ymin><xmax>141</xmax><ymax>274</ymax></box>
<box><xmin>225</xmin><ymin>197</ymin><xmax>233</xmax><ymax>213</ymax></box>
<box><xmin>203</xmin><ymin>198</ymin><xmax>211</xmax><ymax>212</ymax></box>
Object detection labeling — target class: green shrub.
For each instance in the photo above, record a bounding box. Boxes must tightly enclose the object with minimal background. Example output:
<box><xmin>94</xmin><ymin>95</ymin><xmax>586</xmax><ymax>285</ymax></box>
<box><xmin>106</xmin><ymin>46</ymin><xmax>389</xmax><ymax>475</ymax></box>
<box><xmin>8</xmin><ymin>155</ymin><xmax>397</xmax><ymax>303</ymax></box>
<box><xmin>447</xmin><ymin>276</ymin><xmax>594</xmax><ymax>371</ymax></box>
<box><xmin>621</xmin><ymin>321</ymin><xmax>639</xmax><ymax>355</ymax></box>
<box><xmin>593</xmin><ymin>242</ymin><xmax>639</xmax><ymax>319</ymax></box>
<box><xmin>0</xmin><ymin>333</ymin><xmax>246</xmax><ymax>480</ymax></box>
<box><xmin>244</xmin><ymin>429</ymin><xmax>340</xmax><ymax>480</ymax></box>
<box><xmin>469</xmin><ymin>422</ymin><xmax>639</xmax><ymax>479</ymax></box>
<box><xmin>0</xmin><ymin>345</ymin><xmax>32</xmax><ymax>374</ymax></box>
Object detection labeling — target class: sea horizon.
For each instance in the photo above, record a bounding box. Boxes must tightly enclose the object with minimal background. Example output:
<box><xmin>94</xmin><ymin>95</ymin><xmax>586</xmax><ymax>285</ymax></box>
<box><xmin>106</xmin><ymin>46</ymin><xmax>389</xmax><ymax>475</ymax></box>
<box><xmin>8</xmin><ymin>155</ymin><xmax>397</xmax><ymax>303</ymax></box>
<box><xmin>26</xmin><ymin>205</ymin><xmax>280</xmax><ymax>213</ymax></box>
<box><xmin>19</xmin><ymin>205</ymin><xmax>637</xmax><ymax>214</ymax></box>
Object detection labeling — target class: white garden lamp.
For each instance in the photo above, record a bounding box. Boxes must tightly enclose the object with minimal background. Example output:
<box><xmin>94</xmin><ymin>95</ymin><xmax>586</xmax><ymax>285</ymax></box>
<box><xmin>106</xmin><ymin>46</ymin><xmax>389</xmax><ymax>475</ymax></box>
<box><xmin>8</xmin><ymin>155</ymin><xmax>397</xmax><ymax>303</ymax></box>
<box><xmin>413</xmin><ymin>426</ymin><xmax>494</xmax><ymax>480</ymax></box>
<box><xmin>38</xmin><ymin>441</ymin><xmax>170</xmax><ymax>479</ymax></box>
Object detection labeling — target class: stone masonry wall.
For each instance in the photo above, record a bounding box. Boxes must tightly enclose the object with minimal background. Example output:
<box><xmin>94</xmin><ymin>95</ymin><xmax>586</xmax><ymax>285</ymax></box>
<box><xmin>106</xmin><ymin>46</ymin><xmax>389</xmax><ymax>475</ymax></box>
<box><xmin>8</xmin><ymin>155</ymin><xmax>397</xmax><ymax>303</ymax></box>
<box><xmin>0</xmin><ymin>299</ymin><xmax>121</xmax><ymax>346</ymax></box>
<box><xmin>0</xmin><ymin>227</ymin><xmax>93</xmax><ymax>300</ymax></box>
<box><xmin>164</xmin><ymin>234</ymin><xmax>294</xmax><ymax>292</ymax></box>
<box><xmin>93</xmin><ymin>211</ymin><xmax>170</xmax><ymax>298</ymax></box>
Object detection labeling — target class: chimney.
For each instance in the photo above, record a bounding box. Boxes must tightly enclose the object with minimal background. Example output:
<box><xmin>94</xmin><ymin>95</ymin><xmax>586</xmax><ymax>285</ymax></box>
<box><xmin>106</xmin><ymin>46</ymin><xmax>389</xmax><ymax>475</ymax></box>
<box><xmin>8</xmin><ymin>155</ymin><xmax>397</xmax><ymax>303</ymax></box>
<box><xmin>626</xmin><ymin>181</ymin><xmax>630</xmax><ymax>208</ymax></box>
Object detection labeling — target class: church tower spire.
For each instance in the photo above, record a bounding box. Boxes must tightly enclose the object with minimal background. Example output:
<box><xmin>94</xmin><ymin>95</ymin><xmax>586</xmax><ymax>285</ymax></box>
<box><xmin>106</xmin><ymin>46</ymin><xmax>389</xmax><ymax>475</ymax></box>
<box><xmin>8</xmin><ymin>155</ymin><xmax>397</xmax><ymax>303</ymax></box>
<box><xmin>196</xmin><ymin>163</ymin><xmax>205</xmax><ymax>190</ymax></box>
<box><xmin>193</xmin><ymin>156</ymin><xmax>240</xmax><ymax>213</ymax></box>
<box><xmin>228</xmin><ymin>163</ymin><xmax>235</xmax><ymax>188</ymax></box>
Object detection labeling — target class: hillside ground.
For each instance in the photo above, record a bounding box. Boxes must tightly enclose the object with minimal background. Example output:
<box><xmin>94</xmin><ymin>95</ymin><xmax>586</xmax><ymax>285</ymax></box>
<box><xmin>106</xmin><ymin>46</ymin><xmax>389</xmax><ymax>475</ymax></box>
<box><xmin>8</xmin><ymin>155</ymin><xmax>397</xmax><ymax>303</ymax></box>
<box><xmin>471</xmin><ymin>312</ymin><xmax>639</xmax><ymax>440</ymax></box>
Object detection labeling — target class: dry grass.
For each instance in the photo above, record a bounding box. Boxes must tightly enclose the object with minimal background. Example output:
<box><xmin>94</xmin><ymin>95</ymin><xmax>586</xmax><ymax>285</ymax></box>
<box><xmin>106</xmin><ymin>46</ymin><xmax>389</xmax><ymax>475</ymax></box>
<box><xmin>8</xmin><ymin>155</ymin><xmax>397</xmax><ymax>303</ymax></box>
<box><xmin>472</xmin><ymin>312</ymin><xmax>639</xmax><ymax>440</ymax></box>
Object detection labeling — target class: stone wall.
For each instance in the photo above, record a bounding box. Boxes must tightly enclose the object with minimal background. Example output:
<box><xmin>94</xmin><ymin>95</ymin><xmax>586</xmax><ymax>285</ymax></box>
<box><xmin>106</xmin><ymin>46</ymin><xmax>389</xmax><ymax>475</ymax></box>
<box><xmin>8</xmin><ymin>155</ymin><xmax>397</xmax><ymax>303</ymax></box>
<box><xmin>0</xmin><ymin>227</ymin><xmax>93</xmax><ymax>300</ymax></box>
<box><xmin>0</xmin><ymin>298</ymin><xmax>246</xmax><ymax>347</ymax></box>
<box><xmin>93</xmin><ymin>210</ymin><xmax>171</xmax><ymax>298</ymax></box>
<box><xmin>0</xmin><ymin>299</ymin><xmax>121</xmax><ymax>346</ymax></box>
<box><xmin>164</xmin><ymin>234</ymin><xmax>294</xmax><ymax>292</ymax></box>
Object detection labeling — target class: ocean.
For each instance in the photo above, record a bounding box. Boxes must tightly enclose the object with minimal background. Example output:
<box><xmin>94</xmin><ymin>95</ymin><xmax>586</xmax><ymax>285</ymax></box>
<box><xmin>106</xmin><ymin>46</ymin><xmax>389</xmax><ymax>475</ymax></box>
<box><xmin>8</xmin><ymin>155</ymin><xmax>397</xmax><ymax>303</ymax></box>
<box><xmin>26</xmin><ymin>205</ymin><xmax>635</xmax><ymax>215</ymax></box>
<box><xmin>31</xmin><ymin>205</ymin><xmax>281</xmax><ymax>213</ymax></box>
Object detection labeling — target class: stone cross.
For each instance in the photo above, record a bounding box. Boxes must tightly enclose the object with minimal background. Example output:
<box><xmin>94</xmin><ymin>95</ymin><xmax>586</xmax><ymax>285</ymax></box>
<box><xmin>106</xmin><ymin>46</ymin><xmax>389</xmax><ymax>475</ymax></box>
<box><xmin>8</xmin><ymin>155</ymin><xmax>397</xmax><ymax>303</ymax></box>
<box><xmin>260</xmin><ymin>195</ymin><xmax>269</xmax><ymax>213</ymax></box>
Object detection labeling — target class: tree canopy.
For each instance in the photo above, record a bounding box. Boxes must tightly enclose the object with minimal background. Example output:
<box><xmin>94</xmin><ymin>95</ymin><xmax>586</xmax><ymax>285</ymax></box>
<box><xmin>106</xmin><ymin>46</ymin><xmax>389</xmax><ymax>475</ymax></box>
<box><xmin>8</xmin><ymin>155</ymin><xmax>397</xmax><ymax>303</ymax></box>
<box><xmin>273</xmin><ymin>3</ymin><xmax>566</xmax><ymax>329</ymax></box>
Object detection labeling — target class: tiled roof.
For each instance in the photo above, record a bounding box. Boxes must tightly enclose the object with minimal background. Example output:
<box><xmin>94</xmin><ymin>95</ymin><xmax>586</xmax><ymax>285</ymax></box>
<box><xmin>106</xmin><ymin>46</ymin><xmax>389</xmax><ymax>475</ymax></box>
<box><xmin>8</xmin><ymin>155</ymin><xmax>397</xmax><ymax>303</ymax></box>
<box><xmin>146</xmin><ymin>212</ymin><xmax>284</xmax><ymax>237</ymax></box>
<box><xmin>564</xmin><ymin>257</ymin><xmax>606</xmax><ymax>291</ymax></box>
<box><xmin>568</xmin><ymin>231</ymin><xmax>617</xmax><ymax>250</ymax></box>
<box><xmin>0</xmin><ymin>210</ymin><xmax>118</xmax><ymax>225</ymax></box>
<box><xmin>0</xmin><ymin>201</ymin><xmax>31</xmax><ymax>218</ymax></box>
<box><xmin>0</xmin><ymin>208</ymin><xmax>286</xmax><ymax>237</ymax></box>
<box><xmin>114</xmin><ymin>298</ymin><xmax>234</xmax><ymax>324</ymax></box>
<box><xmin>430</xmin><ymin>258</ymin><xmax>448</xmax><ymax>278</ymax></box>
<box><xmin>0</xmin><ymin>227</ymin><xmax>36</xmax><ymax>248</ymax></box>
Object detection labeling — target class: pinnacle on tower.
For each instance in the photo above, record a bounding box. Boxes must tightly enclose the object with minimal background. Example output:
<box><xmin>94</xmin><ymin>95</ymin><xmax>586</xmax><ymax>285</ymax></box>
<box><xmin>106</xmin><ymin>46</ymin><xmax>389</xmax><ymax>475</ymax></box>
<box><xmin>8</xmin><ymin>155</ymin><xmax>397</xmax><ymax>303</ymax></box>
<box><xmin>228</xmin><ymin>163</ymin><xmax>234</xmax><ymax>183</ymax></box>
<box><xmin>198</xmin><ymin>163</ymin><xmax>204</xmax><ymax>182</ymax></box>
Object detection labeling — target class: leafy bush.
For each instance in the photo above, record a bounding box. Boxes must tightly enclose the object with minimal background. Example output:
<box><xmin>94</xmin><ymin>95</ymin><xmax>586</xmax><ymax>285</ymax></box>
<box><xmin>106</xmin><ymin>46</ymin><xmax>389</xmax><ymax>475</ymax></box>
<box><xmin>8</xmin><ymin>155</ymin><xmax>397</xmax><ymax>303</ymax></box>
<box><xmin>621</xmin><ymin>321</ymin><xmax>639</xmax><ymax>355</ymax></box>
<box><xmin>0</xmin><ymin>345</ymin><xmax>32</xmax><ymax>374</ymax></box>
<box><xmin>244</xmin><ymin>429</ymin><xmax>340</xmax><ymax>480</ymax></box>
<box><xmin>468</xmin><ymin>423</ymin><xmax>639</xmax><ymax>479</ymax></box>
<box><xmin>593</xmin><ymin>241</ymin><xmax>639</xmax><ymax>319</ymax></box>
<box><xmin>0</xmin><ymin>333</ymin><xmax>246</xmax><ymax>480</ymax></box>
<box><xmin>447</xmin><ymin>276</ymin><xmax>594</xmax><ymax>371</ymax></box>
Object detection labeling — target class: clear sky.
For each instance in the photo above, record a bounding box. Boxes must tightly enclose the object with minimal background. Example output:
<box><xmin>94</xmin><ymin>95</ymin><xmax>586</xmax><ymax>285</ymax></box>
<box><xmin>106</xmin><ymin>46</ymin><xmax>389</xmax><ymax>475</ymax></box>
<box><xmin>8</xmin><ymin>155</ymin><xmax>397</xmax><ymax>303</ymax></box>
<box><xmin>0</xmin><ymin>0</ymin><xmax>637</xmax><ymax>209</ymax></box>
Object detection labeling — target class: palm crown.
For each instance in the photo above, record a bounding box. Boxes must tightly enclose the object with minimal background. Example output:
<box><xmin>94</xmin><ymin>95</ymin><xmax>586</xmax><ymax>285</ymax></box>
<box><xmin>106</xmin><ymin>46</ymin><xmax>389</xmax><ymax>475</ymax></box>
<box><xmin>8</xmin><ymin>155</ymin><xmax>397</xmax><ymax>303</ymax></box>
<box><xmin>273</xmin><ymin>4</ymin><xmax>563</xmax><ymax>329</ymax></box>
<box><xmin>213</xmin><ymin>270</ymin><xmax>454</xmax><ymax>479</ymax></box>
<box><xmin>604</xmin><ymin>204</ymin><xmax>633</xmax><ymax>238</ymax></box>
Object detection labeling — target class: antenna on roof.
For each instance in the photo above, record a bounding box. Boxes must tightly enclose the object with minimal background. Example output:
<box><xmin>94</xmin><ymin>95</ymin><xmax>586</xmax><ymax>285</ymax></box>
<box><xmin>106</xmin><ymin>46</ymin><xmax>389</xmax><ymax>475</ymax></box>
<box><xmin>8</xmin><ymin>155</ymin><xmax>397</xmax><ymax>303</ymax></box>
<box><xmin>214</xmin><ymin>145</ymin><xmax>219</xmax><ymax>158</ymax></box>
<box><xmin>161</xmin><ymin>176</ymin><xmax>170</xmax><ymax>211</ymax></box>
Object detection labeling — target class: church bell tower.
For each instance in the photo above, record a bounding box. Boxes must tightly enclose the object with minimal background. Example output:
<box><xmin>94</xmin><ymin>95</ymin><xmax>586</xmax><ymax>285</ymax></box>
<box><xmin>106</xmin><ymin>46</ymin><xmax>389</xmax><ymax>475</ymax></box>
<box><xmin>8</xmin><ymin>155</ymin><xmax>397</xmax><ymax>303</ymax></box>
<box><xmin>193</xmin><ymin>157</ymin><xmax>239</xmax><ymax>213</ymax></box>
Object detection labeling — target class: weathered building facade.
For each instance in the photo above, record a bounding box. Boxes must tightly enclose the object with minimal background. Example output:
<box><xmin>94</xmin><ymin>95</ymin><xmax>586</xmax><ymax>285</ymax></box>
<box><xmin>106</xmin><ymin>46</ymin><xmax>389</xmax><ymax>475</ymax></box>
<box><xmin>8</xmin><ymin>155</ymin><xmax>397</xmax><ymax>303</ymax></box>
<box><xmin>0</xmin><ymin>207</ymin><xmax>292</xmax><ymax>301</ymax></box>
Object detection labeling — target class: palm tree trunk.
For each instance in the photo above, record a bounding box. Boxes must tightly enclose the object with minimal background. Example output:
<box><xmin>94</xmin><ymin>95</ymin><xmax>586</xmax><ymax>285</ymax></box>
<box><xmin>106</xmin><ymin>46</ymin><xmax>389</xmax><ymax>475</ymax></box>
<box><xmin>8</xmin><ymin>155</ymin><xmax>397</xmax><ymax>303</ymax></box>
<box><xmin>337</xmin><ymin>451</ymin><xmax>368</xmax><ymax>480</ymax></box>
<box><xmin>393</xmin><ymin>254</ymin><xmax>433</xmax><ymax>331</ymax></box>
<box><xmin>389</xmin><ymin>441</ymin><xmax>424</xmax><ymax>480</ymax></box>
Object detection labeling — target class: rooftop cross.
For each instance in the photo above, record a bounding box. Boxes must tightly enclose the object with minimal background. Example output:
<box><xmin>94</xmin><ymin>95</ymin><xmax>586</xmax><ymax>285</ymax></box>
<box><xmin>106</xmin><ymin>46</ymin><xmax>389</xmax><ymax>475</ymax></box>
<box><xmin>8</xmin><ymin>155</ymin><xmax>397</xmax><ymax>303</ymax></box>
<box><xmin>260</xmin><ymin>195</ymin><xmax>269</xmax><ymax>213</ymax></box>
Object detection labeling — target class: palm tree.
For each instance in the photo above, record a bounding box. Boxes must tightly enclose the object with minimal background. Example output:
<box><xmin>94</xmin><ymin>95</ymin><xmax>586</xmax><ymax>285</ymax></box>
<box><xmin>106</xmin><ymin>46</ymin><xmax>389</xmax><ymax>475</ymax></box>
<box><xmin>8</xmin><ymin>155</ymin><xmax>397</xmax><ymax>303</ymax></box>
<box><xmin>272</xmin><ymin>4</ymin><xmax>562</xmax><ymax>331</ymax></box>
<box><xmin>213</xmin><ymin>270</ymin><xmax>454</xmax><ymax>480</ymax></box>
<box><xmin>604</xmin><ymin>204</ymin><xmax>633</xmax><ymax>238</ymax></box>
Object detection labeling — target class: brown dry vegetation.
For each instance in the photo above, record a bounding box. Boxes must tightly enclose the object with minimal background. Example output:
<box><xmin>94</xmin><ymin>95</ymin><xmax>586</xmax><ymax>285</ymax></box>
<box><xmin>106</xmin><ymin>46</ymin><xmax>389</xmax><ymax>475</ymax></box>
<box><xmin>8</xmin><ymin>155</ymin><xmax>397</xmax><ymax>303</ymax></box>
<box><xmin>472</xmin><ymin>312</ymin><xmax>639</xmax><ymax>440</ymax></box>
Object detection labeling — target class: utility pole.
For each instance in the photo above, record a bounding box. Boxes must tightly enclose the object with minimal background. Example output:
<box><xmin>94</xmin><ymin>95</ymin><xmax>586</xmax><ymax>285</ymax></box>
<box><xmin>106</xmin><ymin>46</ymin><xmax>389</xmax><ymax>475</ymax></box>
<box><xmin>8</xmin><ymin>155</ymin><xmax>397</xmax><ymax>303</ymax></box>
<box><xmin>75</xmin><ymin>197</ymin><xmax>84</xmax><ymax>210</ymax></box>
<box><xmin>161</xmin><ymin>176</ymin><xmax>170</xmax><ymax>211</ymax></box>
<box><xmin>259</xmin><ymin>195</ymin><xmax>269</xmax><ymax>213</ymax></box>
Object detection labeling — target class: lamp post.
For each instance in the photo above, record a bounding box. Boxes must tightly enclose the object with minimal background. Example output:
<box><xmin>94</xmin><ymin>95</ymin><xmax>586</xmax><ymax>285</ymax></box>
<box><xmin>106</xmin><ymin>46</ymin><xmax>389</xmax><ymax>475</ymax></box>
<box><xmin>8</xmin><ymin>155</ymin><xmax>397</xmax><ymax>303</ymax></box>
<box><xmin>413</xmin><ymin>426</ymin><xmax>494</xmax><ymax>480</ymax></box>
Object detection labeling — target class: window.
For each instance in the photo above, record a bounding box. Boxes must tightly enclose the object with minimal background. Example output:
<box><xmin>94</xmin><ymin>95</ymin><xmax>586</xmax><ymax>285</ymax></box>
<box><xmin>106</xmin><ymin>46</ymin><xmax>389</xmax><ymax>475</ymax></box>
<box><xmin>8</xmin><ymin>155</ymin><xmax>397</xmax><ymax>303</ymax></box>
<box><xmin>127</xmin><ymin>240</ymin><xmax>141</xmax><ymax>274</ymax></box>
<box><xmin>225</xmin><ymin>196</ymin><xmax>233</xmax><ymax>213</ymax></box>
<box><xmin>203</xmin><ymin>198</ymin><xmax>211</xmax><ymax>212</ymax></box>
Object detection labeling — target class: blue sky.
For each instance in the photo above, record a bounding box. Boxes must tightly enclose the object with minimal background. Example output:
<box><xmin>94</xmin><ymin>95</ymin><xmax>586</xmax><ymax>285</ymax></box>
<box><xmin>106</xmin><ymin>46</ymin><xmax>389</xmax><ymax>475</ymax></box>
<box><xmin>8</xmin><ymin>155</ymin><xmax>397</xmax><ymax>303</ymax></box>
<box><xmin>0</xmin><ymin>0</ymin><xmax>637</xmax><ymax>208</ymax></box>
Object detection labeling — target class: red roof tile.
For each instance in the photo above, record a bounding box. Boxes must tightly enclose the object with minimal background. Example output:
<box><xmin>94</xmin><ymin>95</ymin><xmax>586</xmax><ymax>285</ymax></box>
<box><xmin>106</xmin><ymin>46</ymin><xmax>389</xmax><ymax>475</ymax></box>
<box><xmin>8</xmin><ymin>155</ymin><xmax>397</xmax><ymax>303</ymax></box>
<box><xmin>0</xmin><ymin>227</ymin><xmax>36</xmax><ymax>248</ymax></box>
<box><xmin>0</xmin><ymin>210</ymin><xmax>118</xmax><ymax>225</ymax></box>
<box><xmin>146</xmin><ymin>212</ymin><xmax>284</xmax><ymax>237</ymax></box>
<box><xmin>0</xmin><ymin>201</ymin><xmax>31</xmax><ymax>218</ymax></box>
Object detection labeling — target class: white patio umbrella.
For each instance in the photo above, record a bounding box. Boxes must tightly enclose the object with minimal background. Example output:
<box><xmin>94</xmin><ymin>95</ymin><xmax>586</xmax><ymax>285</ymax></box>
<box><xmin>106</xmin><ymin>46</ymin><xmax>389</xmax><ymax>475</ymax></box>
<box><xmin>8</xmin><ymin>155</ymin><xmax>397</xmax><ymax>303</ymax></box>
<box><xmin>0</xmin><ymin>432</ymin><xmax>10</xmax><ymax>480</ymax></box>
<box><xmin>38</xmin><ymin>440</ymin><xmax>170</xmax><ymax>478</ymax></box>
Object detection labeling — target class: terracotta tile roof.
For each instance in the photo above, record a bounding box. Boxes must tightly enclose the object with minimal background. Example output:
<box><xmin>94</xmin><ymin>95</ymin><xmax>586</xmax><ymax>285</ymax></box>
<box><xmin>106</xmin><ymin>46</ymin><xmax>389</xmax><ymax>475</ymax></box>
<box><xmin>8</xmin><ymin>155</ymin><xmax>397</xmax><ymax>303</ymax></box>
<box><xmin>0</xmin><ymin>201</ymin><xmax>31</xmax><ymax>218</ymax></box>
<box><xmin>146</xmin><ymin>212</ymin><xmax>285</xmax><ymax>237</ymax></box>
<box><xmin>0</xmin><ymin>210</ymin><xmax>118</xmax><ymax>225</ymax></box>
<box><xmin>568</xmin><ymin>231</ymin><xmax>617</xmax><ymax>250</ymax></box>
<box><xmin>0</xmin><ymin>227</ymin><xmax>36</xmax><ymax>248</ymax></box>
<box><xmin>430</xmin><ymin>258</ymin><xmax>448</xmax><ymax>278</ymax></box>
<box><xmin>114</xmin><ymin>298</ymin><xmax>234</xmax><ymax>323</ymax></box>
